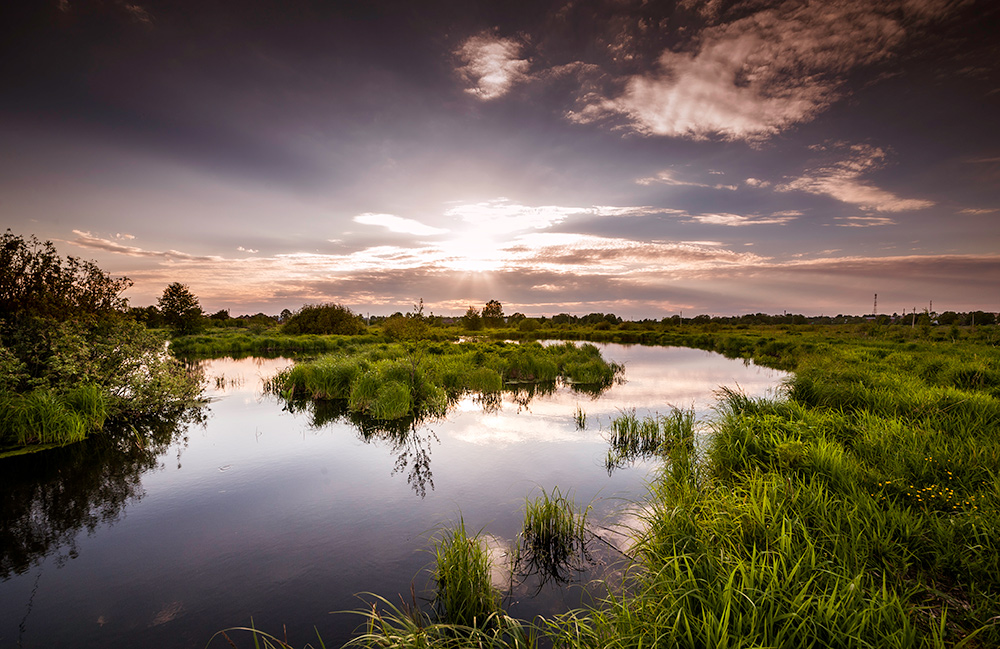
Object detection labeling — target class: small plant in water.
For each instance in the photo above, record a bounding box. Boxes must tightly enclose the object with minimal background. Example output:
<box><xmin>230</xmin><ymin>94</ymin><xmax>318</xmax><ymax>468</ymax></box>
<box><xmin>517</xmin><ymin>487</ymin><xmax>590</xmax><ymax>586</ymax></box>
<box><xmin>432</xmin><ymin>518</ymin><xmax>501</xmax><ymax>627</ymax></box>
<box><xmin>574</xmin><ymin>405</ymin><xmax>586</xmax><ymax>429</ymax></box>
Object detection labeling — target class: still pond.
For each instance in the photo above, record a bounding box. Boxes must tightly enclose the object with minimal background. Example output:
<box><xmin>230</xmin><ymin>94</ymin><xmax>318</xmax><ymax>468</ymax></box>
<box><xmin>0</xmin><ymin>343</ymin><xmax>786</xmax><ymax>648</ymax></box>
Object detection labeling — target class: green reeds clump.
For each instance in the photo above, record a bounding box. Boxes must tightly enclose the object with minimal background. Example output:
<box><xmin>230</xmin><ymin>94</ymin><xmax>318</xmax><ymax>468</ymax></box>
<box><xmin>605</xmin><ymin>407</ymin><xmax>694</xmax><ymax>473</ymax></box>
<box><xmin>0</xmin><ymin>387</ymin><xmax>100</xmax><ymax>447</ymax></box>
<box><xmin>345</xmin><ymin>595</ymin><xmax>540</xmax><ymax>649</ymax></box>
<box><xmin>518</xmin><ymin>488</ymin><xmax>590</xmax><ymax>584</ymax></box>
<box><xmin>274</xmin><ymin>341</ymin><xmax>623</xmax><ymax>423</ymax></box>
<box><xmin>432</xmin><ymin>519</ymin><xmax>501</xmax><ymax>627</ymax></box>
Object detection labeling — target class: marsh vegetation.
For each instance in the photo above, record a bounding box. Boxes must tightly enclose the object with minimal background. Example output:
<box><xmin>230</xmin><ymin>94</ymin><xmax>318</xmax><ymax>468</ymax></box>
<box><xmin>270</xmin><ymin>340</ymin><xmax>624</xmax><ymax>423</ymax></box>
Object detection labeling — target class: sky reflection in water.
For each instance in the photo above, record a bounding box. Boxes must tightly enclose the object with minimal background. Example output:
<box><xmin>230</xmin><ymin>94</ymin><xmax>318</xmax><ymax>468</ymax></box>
<box><xmin>0</xmin><ymin>343</ymin><xmax>785</xmax><ymax>649</ymax></box>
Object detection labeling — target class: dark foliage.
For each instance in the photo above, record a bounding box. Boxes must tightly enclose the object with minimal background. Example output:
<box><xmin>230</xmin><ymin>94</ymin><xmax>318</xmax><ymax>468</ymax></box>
<box><xmin>282</xmin><ymin>303</ymin><xmax>365</xmax><ymax>335</ymax></box>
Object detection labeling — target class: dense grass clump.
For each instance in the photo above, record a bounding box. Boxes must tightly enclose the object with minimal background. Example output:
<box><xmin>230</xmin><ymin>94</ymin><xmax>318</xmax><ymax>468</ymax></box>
<box><xmin>0</xmin><ymin>384</ymin><xmax>107</xmax><ymax>448</ymax></box>
<box><xmin>518</xmin><ymin>488</ymin><xmax>590</xmax><ymax>584</ymax></box>
<box><xmin>432</xmin><ymin>519</ymin><xmax>501</xmax><ymax>627</ymax></box>
<box><xmin>271</xmin><ymin>340</ymin><xmax>622</xmax><ymax>422</ymax></box>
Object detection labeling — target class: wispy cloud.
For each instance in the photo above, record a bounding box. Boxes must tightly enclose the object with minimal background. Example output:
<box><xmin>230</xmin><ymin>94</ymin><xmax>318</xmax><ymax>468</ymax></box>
<box><xmin>635</xmin><ymin>169</ymin><xmax>737</xmax><ymax>191</ymax></box>
<box><xmin>685</xmin><ymin>212</ymin><xmax>799</xmax><ymax>227</ymax></box>
<box><xmin>958</xmin><ymin>207</ymin><xmax>998</xmax><ymax>215</ymax></box>
<box><xmin>566</xmin><ymin>0</ymin><xmax>960</xmax><ymax>141</ymax></box>
<box><xmin>353</xmin><ymin>213</ymin><xmax>448</xmax><ymax>236</ymax></box>
<box><xmin>71</xmin><ymin>231</ymin><xmax>221</xmax><ymax>261</ymax></box>
<box><xmin>444</xmin><ymin>199</ymin><xmax>584</xmax><ymax>234</ymax></box>
<box><xmin>834</xmin><ymin>216</ymin><xmax>898</xmax><ymax>227</ymax></box>
<box><xmin>455</xmin><ymin>32</ymin><xmax>531</xmax><ymax>100</ymax></box>
<box><xmin>777</xmin><ymin>143</ymin><xmax>933</xmax><ymax>212</ymax></box>
<box><xmin>237</xmin><ymin>246</ymin><xmax>259</xmax><ymax>253</ymax></box>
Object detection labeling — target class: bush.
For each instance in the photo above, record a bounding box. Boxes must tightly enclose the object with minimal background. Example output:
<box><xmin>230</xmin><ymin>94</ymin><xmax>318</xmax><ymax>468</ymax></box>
<box><xmin>282</xmin><ymin>303</ymin><xmax>365</xmax><ymax>335</ymax></box>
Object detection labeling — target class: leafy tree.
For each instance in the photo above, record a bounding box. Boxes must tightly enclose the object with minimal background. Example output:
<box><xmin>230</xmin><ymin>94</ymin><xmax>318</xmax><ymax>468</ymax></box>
<box><xmin>482</xmin><ymin>299</ymin><xmax>504</xmax><ymax>327</ymax></box>
<box><xmin>0</xmin><ymin>232</ymin><xmax>201</xmax><ymax>450</ymax></box>
<box><xmin>382</xmin><ymin>300</ymin><xmax>429</xmax><ymax>340</ymax></box>
<box><xmin>282</xmin><ymin>303</ymin><xmax>365</xmax><ymax>335</ymax></box>
<box><xmin>1</xmin><ymin>229</ymin><xmax>131</xmax><ymax>324</ymax></box>
<box><xmin>158</xmin><ymin>282</ymin><xmax>203</xmax><ymax>335</ymax></box>
<box><xmin>462</xmin><ymin>306</ymin><xmax>483</xmax><ymax>331</ymax></box>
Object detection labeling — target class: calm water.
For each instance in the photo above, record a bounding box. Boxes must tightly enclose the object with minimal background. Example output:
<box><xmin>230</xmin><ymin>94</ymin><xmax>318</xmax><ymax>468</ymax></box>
<box><xmin>0</xmin><ymin>344</ymin><xmax>786</xmax><ymax>648</ymax></box>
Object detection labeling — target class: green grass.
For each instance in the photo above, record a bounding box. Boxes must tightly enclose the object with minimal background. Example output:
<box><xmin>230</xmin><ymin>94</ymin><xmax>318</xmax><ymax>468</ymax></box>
<box><xmin>0</xmin><ymin>384</ymin><xmax>107</xmax><ymax>447</ymax></box>
<box><xmin>518</xmin><ymin>488</ymin><xmax>590</xmax><ymax>585</ymax></box>
<box><xmin>271</xmin><ymin>340</ymin><xmax>622</xmax><ymax>422</ymax></box>
<box><xmin>217</xmin><ymin>325</ymin><xmax>1000</xmax><ymax>648</ymax></box>
<box><xmin>432</xmin><ymin>518</ymin><xmax>501</xmax><ymax>627</ymax></box>
<box><xmin>604</xmin><ymin>407</ymin><xmax>695</xmax><ymax>475</ymax></box>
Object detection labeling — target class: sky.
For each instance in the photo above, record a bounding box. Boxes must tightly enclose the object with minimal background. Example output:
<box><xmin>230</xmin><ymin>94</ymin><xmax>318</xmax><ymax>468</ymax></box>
<box><xmin>1</xmin><ymin>0</ymin><xmax>998</xmax><ymax>318</ymax></box>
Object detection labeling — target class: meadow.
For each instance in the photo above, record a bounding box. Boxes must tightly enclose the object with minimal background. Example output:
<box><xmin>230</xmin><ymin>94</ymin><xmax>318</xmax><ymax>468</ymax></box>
<box><xmin>210</xmin><ymin>323</ymin><xmax>1000</xmax><ymax>649</ymax></box>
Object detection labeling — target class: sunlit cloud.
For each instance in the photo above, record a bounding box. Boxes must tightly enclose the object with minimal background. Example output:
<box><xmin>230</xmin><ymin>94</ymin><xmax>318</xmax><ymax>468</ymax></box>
<box><xmin>70</xmin><ymin>231</ymin><xmax>221</xmax><ymax>261</ymax></box>
<box><xmin>444</xmin><ymin>198</ymin><xmax>584</xmax><ymax>234</ymax></box>
<box><xmin>455</xmin><ymin>32</ymin><xmax>531</xmax><ymax>100</ymax></box>
<box><xmin>958</xmin><ymin>207</ymin><xmax>998</xmax><ymax>215</ymax></box>
<box><xmin>353</xmin><ymin>212</ymin><xmax>448</xmax><ymax>236</ymax></box>
<box><xmin>777</xmin><ymin>143</ymin><xmax>933</xmax><ymax>212</ymax></box>
<box><xmin>237</xmin><ymin>246</ymin><xmax>259</xmax><ymax>253</ymax></box>
<box><xmin>566</xmin><ymin>0</ymin><xmax>961</xmax><ymax>141</ymax></box>
<box><xmin>745</xmin><ymin>178</ymin><xmax>771</xmax><ymax>188</ymax></box>
<box><xmin>635</xmin><ymin>169</ymin><xmax>737</xmax><ymax>190</ymax></box>
<box><xmin>685</xmin><ymin>212</ymin><xmax>799</xmax><ymax>226</ymax></box>
<box><xmin>834</xmin><ymin>216</ymin><xmax>897</xmax><ymax>227</ymax></box>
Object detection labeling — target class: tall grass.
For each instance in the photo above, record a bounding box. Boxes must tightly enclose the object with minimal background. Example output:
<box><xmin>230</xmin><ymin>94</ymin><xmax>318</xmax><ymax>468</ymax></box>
<box><xmin>432</xmin><ymin>518</ymin><xmax>501</xmax><ymax>627</ymax></box>
<box><xmin>271</xmin><ymin>341</ymin><xmax>622</xmax><ymax>422</ymax></box>
<box><xmin>604</xmin><ymin>407</ymin><xmax>695</xmax><ymax>475</ymax></box>
<box><xmin>0</xmin><ymin>384</ymin><xmax>106</xmax><ymax>447</ymax></box>
<box><xmin>518</xmin><ymin>488</ymin><xmax>590</xmax><ymax>585</ymax></box>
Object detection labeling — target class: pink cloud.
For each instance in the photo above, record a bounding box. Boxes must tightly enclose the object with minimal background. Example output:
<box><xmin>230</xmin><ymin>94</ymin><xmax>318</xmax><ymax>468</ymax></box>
<box><xmin>567</xmin><ymin>0</ymin><xmax>961</xmax><ymax>141</ymax></box>
<box><xmin>455</xmin><ymin>33</ymin><xmax>531</xmax><ymax>100</ymax></box>
<box><xmin>777</xmin><ymin>143</ymin><xmax>933</xmax><ymax>212</ymax></box>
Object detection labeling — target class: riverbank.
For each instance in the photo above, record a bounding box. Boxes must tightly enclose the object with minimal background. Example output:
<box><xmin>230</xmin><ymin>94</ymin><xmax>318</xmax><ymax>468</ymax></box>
<box><xmin>323</xmin><ymin>326</ymin><xmax>1000</xmax><ymax>648</ymax></box>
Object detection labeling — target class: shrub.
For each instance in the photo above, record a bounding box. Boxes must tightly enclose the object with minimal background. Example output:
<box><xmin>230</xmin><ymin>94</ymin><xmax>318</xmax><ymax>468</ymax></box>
<box><xmin>282</xmin><ymin>303</ymin><xmax>365</xmax><ymax>335</ymax></box>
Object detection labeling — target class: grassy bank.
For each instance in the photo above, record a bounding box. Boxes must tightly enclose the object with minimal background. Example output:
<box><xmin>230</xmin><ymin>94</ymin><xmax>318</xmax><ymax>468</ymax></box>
<box><xmin>209</xmin><ymin>326</ymin><xmax>999</xmax><ymax>648</ymax></box>
<box><xmin>352</xmin><ymin>329</ymin><xmax>999</xmax><ymax>648</ymax></box>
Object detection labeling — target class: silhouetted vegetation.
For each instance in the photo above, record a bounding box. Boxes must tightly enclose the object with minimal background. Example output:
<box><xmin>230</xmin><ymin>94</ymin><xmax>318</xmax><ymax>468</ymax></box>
<box><xmin>282</xmin><ymin>303</ymin><xmax>366</xmax><ymax>335</ymax></box>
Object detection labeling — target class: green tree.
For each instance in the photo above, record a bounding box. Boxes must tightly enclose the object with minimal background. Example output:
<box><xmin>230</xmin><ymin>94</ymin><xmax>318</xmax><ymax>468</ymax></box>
<box><xmin>1</xmin><ymin>229</ymin><xmax>131</xmax><ymax>324</ymax></box>
<box><xmin>0</xmin><ymin>232</ymin><xmax>201</xmax><ymax>450</ymax></box>
<box><xmin>482</xmin><ymin>299</ymin><xmax>504</xmax><ymax>327</ymax></box>
<box><xmin>462</xmin><ymin>306</ymin><xmax>483</xmax><ymax>331</ymax></box>
<box><xmin>158</xmin><ymin>283</ymin><xmax>203</xmax><ymax>335</ymax></box>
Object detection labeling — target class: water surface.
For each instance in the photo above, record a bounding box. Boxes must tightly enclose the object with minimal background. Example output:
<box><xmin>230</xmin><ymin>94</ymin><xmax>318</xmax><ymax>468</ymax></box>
<box><xmin>0</xmin><ymin>344</ymin><xmax>786</xmax><ymax>648</ymax></box>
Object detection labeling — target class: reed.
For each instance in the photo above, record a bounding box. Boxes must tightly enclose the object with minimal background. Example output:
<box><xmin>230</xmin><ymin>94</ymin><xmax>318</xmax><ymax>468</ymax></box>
<box><xmin>518</xmin><ymin>487</ymin><xmax>590</xmax><ymax>584</ymax></box>
<box><xmin>432</xmin><ymin>518</ymin><xmax>501</xmax><ymax>627</ymax></box>
<box><xmin>272</xmin><ymin>341</ymin><xmax>622</xmax><ymax>422</ymax></box>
